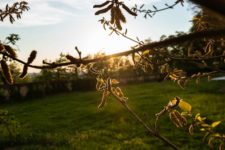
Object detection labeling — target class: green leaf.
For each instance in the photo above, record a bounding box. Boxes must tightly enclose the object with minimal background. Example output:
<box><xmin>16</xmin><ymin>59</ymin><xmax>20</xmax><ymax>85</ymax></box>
<box><xmin>143</xmin><ymin>50</ymin><xmax>149</xmax><ymax>55</ymax></box>
<box><xmin>200</xmin><ymin>128</ymin><xmax>206</xmax><ymax>131</ymax></box>
<box><xmin>111</xmin><ymin>79</ymin><xmax>119</xmax><ymax>84</ymax></box>
<box><xmin>201</xmin><ymin>123</ymin><xmax>210</xmax><ymax>128</ymax></box>
<box><xmin>211</xmin><ymin>121</ymin><xmax>221</xmax><ymax>128</ymax></box>
<box><xmin>211</xmin><ymin>133</ymin><xmax>221</xmax><ymax>137</ymax></box>
<box><xmin>179</xmin><ymin>100</ymin><xmax>192</xmax><ymax>112</ymax></box>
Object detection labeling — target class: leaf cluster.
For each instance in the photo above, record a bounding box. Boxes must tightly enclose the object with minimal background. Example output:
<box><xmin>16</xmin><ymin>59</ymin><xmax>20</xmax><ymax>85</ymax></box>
<box><xmin>94</xmin><ymin>0</ymin><xmax>136</xmax><ymax>30</ymax></box>
<box><xmin>89</xmin><ymin>65</ymin><xmax>127</xmax><ymax>108</ymax></box>
<box><xmin>157</xmin><ymin>97</ymin><xmax>224</xmax><ymax>150</ymax></box>
<box><xmin>0</xmin><ymin>1</ymin><xmax>29</xmax><ymax>23</ymax></box>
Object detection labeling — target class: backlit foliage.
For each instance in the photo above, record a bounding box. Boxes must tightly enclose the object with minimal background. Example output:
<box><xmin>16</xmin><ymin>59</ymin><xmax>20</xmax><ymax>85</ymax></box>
<box><xmin>89</xmin><ymin>66</ymin><xmax>127</xmax><ymax>108</ymax></box>
<box><xmin>156</xmin><ymin>97</ymin><xmax>225</xmax><ymax>150</ymax></box>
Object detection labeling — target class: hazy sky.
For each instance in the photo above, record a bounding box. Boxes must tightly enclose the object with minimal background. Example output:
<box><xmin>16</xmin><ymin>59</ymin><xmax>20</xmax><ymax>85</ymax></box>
<box><xmin>0</xmin><ymin>0</ymin><xmax>194</xmax><ymax>72</ymax></box>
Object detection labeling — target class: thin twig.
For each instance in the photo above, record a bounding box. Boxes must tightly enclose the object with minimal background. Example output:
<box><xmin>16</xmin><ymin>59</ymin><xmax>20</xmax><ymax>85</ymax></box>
<box><xmin>134</xmin><ymin>1</ymin><xmax>180</xmax><ymax>18</ymax></box>
<box><xmin>190</xmin><ymin>0</ymin><xmax>225</xmax><ymax>17</ymax></box>
<box><xmin>110</xmin><ymin>91</ymin><xmax>180</xmax><ymax>150</ymax></box>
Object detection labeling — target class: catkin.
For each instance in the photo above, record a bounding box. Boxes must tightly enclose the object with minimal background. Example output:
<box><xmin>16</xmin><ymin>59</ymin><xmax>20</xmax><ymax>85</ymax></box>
<box><xmin>98</xmin><ymin>90</ymin><xmax>109</xmax><ymax>108</ymax></box>
<box><xmin>1</xmin><ymin>60</ymin><xmax>13</xmax><ymax>84</ymax></box>
<box><xmin>115</xmin><ymin>87</ymin><xmax>124</xmax><ymax>97</ymax></box>
<box><xmin>115</xmin><ymin>20</ymin><xmax>122</xmax><ymax>30</ymax></box>
<box><xmin>4</xmin><ymin>45</ymin><xmax>17</xmax><ymax>58</ymax></box>
<box><xmin>115</xmin><ymin>6</ymin><xmax>126</xmax><ymax>23</ymax></box>
<box><xmin>169</xmin><ymin>110</ymin><xmax>187</xmax><ymax>128</ymax></box>
<box><xmin>174</xmin><ymin>110</ymin><xmax>187</xmax><ymax>125</ymax></box>
<box><xmin>95</xmin><ymin>4</ymin><xmax>113</xmax><ymax>15</ymax></box>
<box><xmin>122</xmin><ymin>4</ymin><xmax>137</xmax><ymax>16</ymax></box>
<box><xmin>20</xmin><ymin>65</ymin><xmax>28</xmax><ymax>78</ymax></box>
<box><xmin>27</xmin><ymin>50</ymin><xmax>37</xmax><ymax>64</ymax></box>
<box><xmin>114</xmin><ymin>8</ymin><xmax>122</xmax><ymax>30</ymax></box>
<box><xmin>110</xmin><ymin>7</ymin><xmax>116</xmax><ymax>24</ymax></box>
<box><xmin>0</xmin><ymin>44</ymin><xmax>4</xmax><ymax>52</ymax></box>
<box><xmin>93</xmin><ymin>1</ymin><xmax>110</xmax><ymax>8</ymax></box>
<box><xmin>169</xmin><ymin>111</ymin><xmax>182</xmax><ymax>128</ymax></box>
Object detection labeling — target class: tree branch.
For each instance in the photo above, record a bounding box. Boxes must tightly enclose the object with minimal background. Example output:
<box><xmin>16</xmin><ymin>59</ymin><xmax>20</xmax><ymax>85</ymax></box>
<box><xmin>190</xmin><ymin>0</ymin><xmax>225</xmax><ymax>17</ymax></box>
<box><xmin>1</xmin><ymin>28</ymin><xmax>225</xmax><ymax>70</ymax></box>
<box><xmin>111</xmin><ymin>91</ymin><xmax>180</xmax><ymax>150</ymax></box>
<box><xmin>168</xmin><ymin>55</ymin><xmax>225</xmax><ymax>61</ymax></box>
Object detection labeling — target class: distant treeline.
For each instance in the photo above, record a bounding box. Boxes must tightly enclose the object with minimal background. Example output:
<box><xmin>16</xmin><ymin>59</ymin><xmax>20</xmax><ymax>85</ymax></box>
<box><xmin>0</xmin><ymin>76</ymin><xmax>159</xmax><ymax>102</ymax></box>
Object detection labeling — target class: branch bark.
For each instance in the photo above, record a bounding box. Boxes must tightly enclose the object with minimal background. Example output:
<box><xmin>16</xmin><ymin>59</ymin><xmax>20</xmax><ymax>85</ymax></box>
<box><xmin>1</xmin><ymin>28</ymin><xmax>225</xmax><ymax>70</ymax></box>
<box><xmin>190</xmin><ymin>0</ymin><xmax>225</xmax><ymax>17</ymax></box>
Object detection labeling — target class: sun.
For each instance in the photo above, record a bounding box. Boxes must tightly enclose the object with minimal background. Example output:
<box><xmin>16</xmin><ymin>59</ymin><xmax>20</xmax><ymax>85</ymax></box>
<box><xmin>80</xmin><ymin>27</ymin><xmax>135</xmax><ymax>56</ymax></box>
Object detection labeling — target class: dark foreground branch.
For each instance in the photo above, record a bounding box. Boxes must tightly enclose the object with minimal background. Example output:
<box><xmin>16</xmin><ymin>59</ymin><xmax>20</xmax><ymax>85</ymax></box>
<box><xmin>190</xmin><ymin>0</ymin><xmax>225</xmax><ymax>17</ymax></box>
<box><xmin>1</xmin><ymin>28</ymin><xmax>225</xmax><ymax>70</ymax></box>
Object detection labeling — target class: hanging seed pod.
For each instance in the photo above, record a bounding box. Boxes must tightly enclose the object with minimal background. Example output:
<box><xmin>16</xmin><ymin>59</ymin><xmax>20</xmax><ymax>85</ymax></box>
<box><xmin>110</xmin><ymin>6</ymin><xmax>116</xmax><ymax>24</ymax></box>
<box><xmin>115</xmin><ymin>6</ymin><xmax>126</xmax><ymax>23</ymax></box>
<box><xmin>169</xmin><ymin>110</ymin><xmax>187</xmax><ymax>128</ymax></box>
<box><xmin>93</xmin><ymin>1</ymin><xmax>111</xmax><ymax>8</ymax></box>
<box><xmin>106</xmin><ymin>77</ymin><xmax>112</xmax><ymax>91</ymax></box>
<box><xmin>174</xmin><ymin>110</ymin><xmax>187</xmax><ymax>125</ymax></box>
<box><xmin>113</xmin><ymin>6</ymin><xmax>123</xmax><ymax>30</ymax></box>
<box><xmin>20</xmin><ymin>65</ymin><xmax>28</xmax><ymax>78</ymax></box>
<box><xmin>115</xmin><ymin>87</ymin><xmax>124</xmax><ymax>97</ymax></box>
<box><xmin>95</xmin><ymin>4</ymin><xmax>113</xmax><ymax>15</ymax></box>
<box><xmin>27</xmin><ymin>50</ymin><xmax>37</xmax><ymax>64</ymax></box>
<box><xmin>1</xmin><ymin>60</ymin><xmax>13</xmax><ymax>84</ymax></box>
<box><xmin>122</xmin><ymin>4</ymin><xmax>137</xmax><ymax>16</ymax></box>
<box><xmin>169</xmin><ymin>111</ymin><xmax>182</xmax><ymax>128</ymax></box>
<box><xmin>4</xmin><ymin>45</ymin><xmax>17</xmax><ymax>58</ymax></box>
<box><xmin>115</xmin><ymin>16</ymin><xmax>122</xmax><ymax>30</ymax></box>
<box><xmin>132</xmin><ymin>53</ymin><xmax>136</xmax><ymax>65</ymax></box>
<box><xmin>98</xmin><ymin>90</ymin><xmax>110</xmax><ymax>108</ymax></box>
<box><xmin>96</xmin><ymin>78</ymin><xmax>104</xmax><ymax>91</ymax></box>
<box><xmin>0</xmin><ymin>44</ymin><xmax>4</xmax><ymax>52</ymax></box>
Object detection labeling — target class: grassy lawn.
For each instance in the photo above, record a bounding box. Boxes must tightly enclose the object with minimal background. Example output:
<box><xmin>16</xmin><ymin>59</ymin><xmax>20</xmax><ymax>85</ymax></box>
<box><xmin>0</xmin><ymin>80</ymin><xmax>225</xmax><ymax>149</ymax></box>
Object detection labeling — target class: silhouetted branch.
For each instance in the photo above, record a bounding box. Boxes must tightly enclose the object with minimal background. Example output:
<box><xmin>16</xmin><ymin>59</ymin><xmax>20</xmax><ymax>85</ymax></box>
<box><xmin>168</xmin><ymin>55</ymin><xmax>225</xmax><ymax>61</ymax></box>
<box><xmin>1</xmin><ymin>28</ymin><xmax>225</xmax><ymax>70</ymax></box>
<box><xmin>190</xmin><ymin>0</ymin><xmax>225</xmax><ymax>17</ymax></box>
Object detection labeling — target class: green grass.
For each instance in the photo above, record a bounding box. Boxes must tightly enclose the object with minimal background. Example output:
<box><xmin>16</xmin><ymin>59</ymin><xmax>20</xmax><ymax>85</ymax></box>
<box><xmin>0</xmin><ymin>80</ymin><xmax>225</xmax><ymax>149</ymax></box>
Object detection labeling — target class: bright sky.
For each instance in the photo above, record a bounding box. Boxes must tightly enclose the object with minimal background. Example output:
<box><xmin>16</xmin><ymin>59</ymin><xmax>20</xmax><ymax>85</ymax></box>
<box><xmin>0</xmin><ymin>0</ymin><xmax>194</xmax><ymax>72</ymax></box>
